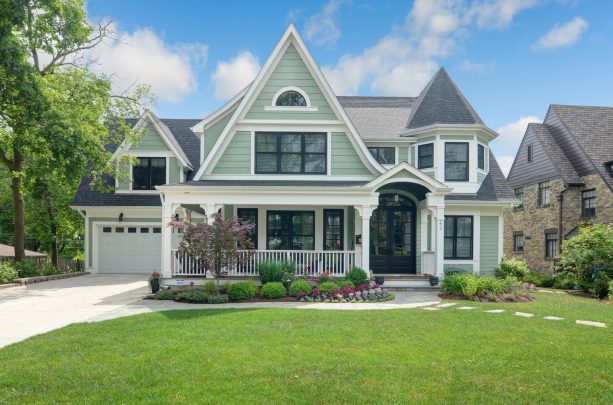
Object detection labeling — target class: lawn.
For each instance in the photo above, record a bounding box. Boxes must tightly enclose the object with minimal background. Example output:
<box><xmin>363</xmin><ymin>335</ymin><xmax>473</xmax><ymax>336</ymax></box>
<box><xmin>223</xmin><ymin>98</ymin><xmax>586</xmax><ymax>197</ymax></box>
<box><xmin>0</xmin><ymin>292</ymin><xmax>611</xmax><ymax>404</ymax></box>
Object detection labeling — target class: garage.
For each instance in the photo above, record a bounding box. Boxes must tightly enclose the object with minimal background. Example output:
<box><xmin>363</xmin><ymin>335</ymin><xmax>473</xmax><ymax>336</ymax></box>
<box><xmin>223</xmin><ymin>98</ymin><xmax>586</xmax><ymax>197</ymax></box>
<box><xmin>97</xmin><ymin>225</ymin><xmax>162</xmax><ymax>274</ymax></box>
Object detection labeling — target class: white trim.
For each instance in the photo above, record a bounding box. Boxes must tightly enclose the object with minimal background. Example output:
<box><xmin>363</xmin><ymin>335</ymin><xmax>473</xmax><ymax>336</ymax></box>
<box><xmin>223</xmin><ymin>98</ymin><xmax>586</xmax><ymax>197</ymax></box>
<box><xmin>250</xmin><ymin>131</ymin><xmax>256</xmax><ymax>175</ymax></box>
<box><xmin>264</xmin><ymin>106</ymin><xmax>319</xmax><ymax>112</ymax></box>
<box><xmin>115</xmin><ymin>190</ymin><xmax>160</xmax><ymax>195</ymax></box>
<box><xmin>193</xmin><ymin>25</ymin><xmax>385</xmax><ymax>179</ymax></box>
<box><xmin>271</xmin><ymin>86</ymin><xmax>312</xmax><ymax>107</ymax></box>
<box><xmin>327</xmin><ymin>132</ymin><xmax>332</xmax><ymax>175</ymax></box>
<box><xmin>190</xmin><ymin>85</ymin><xmax>249</xmax><ymax>134</ymax></box>
<box><xmin>184</xmin><ymin>174</ymin><xmax>374</xmax><ymax>181</ymax></box>
<box><xmin>400</xmin><ymin>124</ymin><xmax>498</xmax><ymax>140</ymax></box>
<box><xmin>363</xmin><ymin>161</ymin><xmax>451</xmax><ymax>193</ymax></box>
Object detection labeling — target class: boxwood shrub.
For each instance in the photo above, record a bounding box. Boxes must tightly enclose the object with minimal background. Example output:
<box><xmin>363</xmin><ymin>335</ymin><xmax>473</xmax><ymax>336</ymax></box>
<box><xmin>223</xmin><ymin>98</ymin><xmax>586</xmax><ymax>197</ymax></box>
<box><xmin>337</xmin><ymin>280</ymin><xmax>355</xmax><ymax>289</ymax></box>
<box><xmin>319</xmin><ymin>281</ymin><xmax>339</xmax><ymax>294</ymax></box>
<box><xmin>346</xmin><ymin>267</ymin><xmax>368</xmax><ymax>286</ymax></box>
<box><xmin>261</xmin><ymin>282</ymin><xmax>286</xmax><ymax>299</ymax></box>
<box><xmin>228</xmin><ymin>281</ymin><xmax>257</xmax><ymax>301</ymax></box>
<box><xmin>175</xmin><ymin>289</ymin><xmax>209</xmax><ymax>303</ymax></box>
<box><xmin>495</xmin><ymin>257</ymin><xmax>530</xmax><ymax>281</ymax></box>
<box><xmin>289</xmin><ymin>279</ymin><xmax>312</xmax><ymax>297</ymax></box>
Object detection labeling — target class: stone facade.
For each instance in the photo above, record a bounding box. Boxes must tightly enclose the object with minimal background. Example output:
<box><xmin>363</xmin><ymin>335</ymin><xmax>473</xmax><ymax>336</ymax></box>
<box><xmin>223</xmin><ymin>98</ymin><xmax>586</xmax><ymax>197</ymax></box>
<box><xmin>504</xmin><ymin>173</ymin><xmax>613</xmax><ymax>274</ymax></box>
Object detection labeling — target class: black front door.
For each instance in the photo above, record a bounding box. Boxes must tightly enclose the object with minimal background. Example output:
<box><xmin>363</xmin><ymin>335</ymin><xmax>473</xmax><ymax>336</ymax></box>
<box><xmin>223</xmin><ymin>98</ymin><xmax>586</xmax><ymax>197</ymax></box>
<box><xmin>370</xmin><ymin>194</ymin><xmax>416</xmax><ymax>274</ymax></box>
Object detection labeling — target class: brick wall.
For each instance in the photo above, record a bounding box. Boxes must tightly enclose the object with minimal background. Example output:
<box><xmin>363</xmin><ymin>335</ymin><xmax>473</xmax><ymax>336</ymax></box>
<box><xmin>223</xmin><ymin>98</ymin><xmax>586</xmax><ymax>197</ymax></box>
<box><xmin>504</xmin><ymin>173</ymin><xmax>613</xmax><ymax>274</ymax></box>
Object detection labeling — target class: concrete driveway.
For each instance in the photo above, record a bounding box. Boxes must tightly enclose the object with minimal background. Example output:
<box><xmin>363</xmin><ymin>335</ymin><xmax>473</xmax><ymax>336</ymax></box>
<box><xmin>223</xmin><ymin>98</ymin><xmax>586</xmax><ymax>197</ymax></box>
<box><xmin>0</xmin><ymin>274</ymin><xmax>149</xmax><ymax>348</ymax></box>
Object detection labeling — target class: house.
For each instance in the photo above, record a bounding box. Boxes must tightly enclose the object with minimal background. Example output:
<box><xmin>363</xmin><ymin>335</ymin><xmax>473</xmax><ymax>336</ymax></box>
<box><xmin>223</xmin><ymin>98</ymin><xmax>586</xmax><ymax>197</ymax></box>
<box><xmin>505</xmin><ymin>104</ymin><xmax>613</xmax><ymax>274</ymax></box>
<box><xmin>72</xmin><ymin>25</ymin><xmax>515</xmax><ymax>285</ymax></box>
<box><xmin>0</xmin><ymin>244</ymin><xmax>47</xmax><ymax>267</ymax></box>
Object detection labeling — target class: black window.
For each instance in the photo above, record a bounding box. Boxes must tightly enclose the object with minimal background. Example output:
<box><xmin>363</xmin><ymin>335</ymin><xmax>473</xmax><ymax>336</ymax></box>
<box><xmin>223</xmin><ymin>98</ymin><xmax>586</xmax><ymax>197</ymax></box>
<box><xmin>582</xmin><ymin>189</ymin><xmax>596</xmax><ymax>218</ymax></box>
<box><xmin>513</xmin><ymin>232</ymin><xmax>524</xmax><ymax>252</ymax></box>
<box><xmin>444</xmin><ymin>216</ymin><xmax>473</xmax><ymax>259</ymax></box>
<box><xmin>103</xmin><ymin>227</ymin><xmax>112</xmax><ymax>233</ymax></box>
<box><xmin>152</xmin><ymin>227</ymin><xmax>162</xmax><ymax>234</ymax></box>
<box><xmin>276</xmin><ymin>90</ymin><xmax>306</xmax><ymax>107</ymax></box>
<box><xmin>128</xmin><ymin>227</ymin><xmax>137</xmax><ymax>233</ymax></box>
<box><xmin>132</xmin><ymin>157</ymin><xmax>166</xmax><ymax>190</ymax></box>
<box><xmin>478</xmin><ymin>144</ymin><xmax>485</xmax><ymax>170</ymax></box>
<box><xmin>538</xmin><ymin>181</ymin><xmax>550</xmax><ymax>207</ymax></box>
<box><xmin>368</xmin><ymin>147</ymin><xmax>395</xmax><ymax>165</ymax></box>
<box><xmin>115</xmin><ymin>227</ymin><xmax>124</xmax><ymax>233</ymax></box>
<box><xmin>445</xmin><ymin>143</ymin><xmax>469</xmax><ymax>181</ymax></box>
<box><xmin>418</xmin><ymin>143</ymin><xmax>434</xmax><ymax>169</ymax></box>
<box><xmin>255</xmin><ymin>132</ymin><xmax>326</xmax><ymax>174</ymax></box>
<box><xmin>514</xmin><ymin>187</ymin><xmax>524</xmax><ymax>210</ymax></box>
<box><xmin>267</xmin><ymin>211</ymin><xmax>314</xmax><ymax>250</ymax></box>
<box><xmin>527</xmin><ymin>144</ymin><xmax>533</xmax><ymax>163</ymax></box>
<box><xmin>238</xmin><ymin>208</ymin><xmax>258</xmax><ymax>249</ymax></box>
<box><xmin>545</xmin><ymin>231</ymin><xmax>558</xmax><ymax>258</ymax></box>
<box><xmin>323</xmin><ymin>209</ymin><xmax>344</xmax><ymax>251</ymax></box>
<box><xmin>140</xmin><ymin>227</ymin><xmax>149</xmax><ymax>233</ymax></box>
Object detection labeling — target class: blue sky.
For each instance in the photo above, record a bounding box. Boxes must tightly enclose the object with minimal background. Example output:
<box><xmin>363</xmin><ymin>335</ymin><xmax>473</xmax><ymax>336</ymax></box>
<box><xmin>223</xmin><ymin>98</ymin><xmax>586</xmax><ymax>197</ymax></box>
<box><xmin>86</xmin><ymin>0</ymin><xmax>613</xmax><ymax>174</ymax></box>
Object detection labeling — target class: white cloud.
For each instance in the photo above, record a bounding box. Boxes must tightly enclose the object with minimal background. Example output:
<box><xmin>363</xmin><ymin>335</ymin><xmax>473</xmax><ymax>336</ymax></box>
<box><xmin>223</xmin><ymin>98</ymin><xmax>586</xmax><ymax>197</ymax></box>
<box><xmin>491</xmin><ymin>115</ymin><xmax>541</xmax><ymax>176</ymax></box>
<box><xmin>88</xmin><ymin>23</ymin><xmax>207</xmax><ymax>103</ymax></box>
<box><xmin>304</xmin><ymin>0</ymin><xmax>347</xmax><ymax>46</ymax></box>
<box><xmin>531</xmin><ymin>16</ymin><xmax>588</xmax><ymax>50</ymax></box>
<box><xmin>210</xmin><ymin>51</ymin><xmax>260</xmax><ymax>100</ymax></box>
<box><xmin>496</xmin><ymin>155</ymin><xmax>516</xmax><ymax>177</ymax></box>
<box><xmin>459</xmin><ymin>59</ymin><xmax>496</xmax><ymax>73</ymax></box>
<box><xmin>322</xmin><ymin>0</ymin><xmax>539</xmax><ymax>96</ymax></box>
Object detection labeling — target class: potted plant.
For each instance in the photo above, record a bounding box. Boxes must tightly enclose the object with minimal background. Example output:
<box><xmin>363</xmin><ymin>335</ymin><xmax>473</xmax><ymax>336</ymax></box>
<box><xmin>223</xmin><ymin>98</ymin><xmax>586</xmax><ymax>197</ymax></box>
<box><xmin>374</xmin><ymin>275</ymin><xmax>384</xmax><ymax>285</ymax></box>
<box><xmin>429</xmin><ymin>275</ymin><xmax>439</xmax><ymax>286</ymax></box>
<box><xmin>150</xmin><ymin>271</ymin><xmax>161</xmax><ymax>293</ymax></box>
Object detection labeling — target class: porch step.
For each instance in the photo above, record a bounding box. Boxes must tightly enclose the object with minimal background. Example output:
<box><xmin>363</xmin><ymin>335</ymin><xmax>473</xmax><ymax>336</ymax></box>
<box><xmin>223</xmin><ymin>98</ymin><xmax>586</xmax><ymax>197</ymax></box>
<box><xmin>373</xmin><ymin>274</ymin><xmax>434</xmax><ymax>289</ymax></box>
<box><xmin>384</xmin><ymin>286</ymin><xmax>440</xmax><ymax>292</ymax></box>
<box><xmin>374</xmin><ymin>274</ymin><xmax>429</xmax><ymax>281</ymax></box>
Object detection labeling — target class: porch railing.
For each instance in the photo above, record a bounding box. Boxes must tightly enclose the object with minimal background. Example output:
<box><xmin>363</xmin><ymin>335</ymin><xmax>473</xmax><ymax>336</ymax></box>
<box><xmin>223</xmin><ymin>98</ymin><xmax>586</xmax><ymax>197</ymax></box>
<box><xmin>170</xmin><ymin>249</ymin><xmax>357</xmax><ymax>278</ymax></box>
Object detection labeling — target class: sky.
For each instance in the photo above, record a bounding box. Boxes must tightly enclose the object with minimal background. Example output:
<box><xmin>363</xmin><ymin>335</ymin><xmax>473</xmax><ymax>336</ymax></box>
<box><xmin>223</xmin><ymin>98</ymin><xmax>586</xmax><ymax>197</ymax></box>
<box><xmin>86</xmin><ymin>0</ymin><xmax>613</xmax><ymax>176</ymax></box>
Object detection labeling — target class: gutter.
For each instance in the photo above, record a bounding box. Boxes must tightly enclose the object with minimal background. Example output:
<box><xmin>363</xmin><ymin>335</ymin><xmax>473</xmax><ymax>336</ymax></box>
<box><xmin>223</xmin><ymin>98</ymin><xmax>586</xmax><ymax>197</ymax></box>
<box><xmin>557</xmin><ymin>185</ymin><xmax>571</xmax><ymax>253</ymax></box>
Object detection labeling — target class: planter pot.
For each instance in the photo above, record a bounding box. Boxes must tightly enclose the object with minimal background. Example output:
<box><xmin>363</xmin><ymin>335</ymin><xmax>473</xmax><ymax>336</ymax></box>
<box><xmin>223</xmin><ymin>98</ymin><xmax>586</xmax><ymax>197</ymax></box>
<box><xmin>374</xmin><ymin>276</ymin><xmax>385</xmax><ymax>285</ymax></box>
<box><xmin>283</xmin><ymin>280</ymin><xmax>292</xmax><ymax>290</ymax></box>
<box><xmin>429</xmin><ymin>276</ymin><xmax>439</xmax><ymax>287</ymax></box>
<box><xmin>150</xmin><ymin>278</ymin><xmax>160</xmax><ymax>293</ymax></box>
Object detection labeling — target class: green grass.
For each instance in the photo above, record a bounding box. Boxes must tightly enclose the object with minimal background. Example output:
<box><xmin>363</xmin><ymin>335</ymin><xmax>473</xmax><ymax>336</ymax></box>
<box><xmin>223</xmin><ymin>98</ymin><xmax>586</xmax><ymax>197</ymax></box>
<box><xmin>0</xmin><ymin>292</ymin><xmax>611</xmax><ymax>404</ymax></box>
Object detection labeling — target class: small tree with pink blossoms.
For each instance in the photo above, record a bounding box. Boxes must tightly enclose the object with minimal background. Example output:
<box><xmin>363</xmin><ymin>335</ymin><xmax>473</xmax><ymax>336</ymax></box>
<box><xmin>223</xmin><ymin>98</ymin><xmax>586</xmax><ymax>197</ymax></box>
<box><xmin>170</xmin><ymin>212</ymin><xmax>255</xmax><ymax>291</ymax></box>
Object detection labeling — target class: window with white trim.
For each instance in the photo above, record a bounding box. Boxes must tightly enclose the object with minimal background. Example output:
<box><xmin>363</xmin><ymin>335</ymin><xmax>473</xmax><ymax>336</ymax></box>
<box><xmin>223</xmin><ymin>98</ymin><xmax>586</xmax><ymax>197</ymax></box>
<box><xmin>132</xmin><ymin>157</ymin><xmax>166</xmax><ymax>190</ymax></box>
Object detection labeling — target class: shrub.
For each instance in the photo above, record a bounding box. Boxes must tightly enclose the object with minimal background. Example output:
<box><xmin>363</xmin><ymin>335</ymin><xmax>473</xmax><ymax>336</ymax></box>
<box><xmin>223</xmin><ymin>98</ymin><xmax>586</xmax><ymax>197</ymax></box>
<box><xmin>219</xmin><ymin>282</ymin><xmax>232</xmax><ymax>294</ymax></box>
<box><xmin>346</xmin><ymin>267</ymin><xmax>368</xmax><ymax>286</ymax></box>
<box><xmin>228</xmin><ymin>281</ymin><xmax>257</xmax><ymax>301</ymax></box>
<box><xmin>13</xmin><ymin>260</ymin><xmax>39</xmax><ymax>278</ymax></box>
<box><xmin>155</xmin><ymin>290</ymin><xmax>175</xmax><ymax>300</ymax></box>
<box><xmin>523</xmin><ymin>272</ymin><xmax>553</xmax><ymax>287</ymax></box>
<box><xmin>441</xmin><ymin>274</ymin><xmax>514</xmax><ymax>298</ymax></box>
<box><xmin>0</xmin><ymin>262</ymin><xmax>18</xmax><ymax>284</ymax></box>
<box><xmin>444</xmin><ymin>267</ymin><xmax>470</xmax><ymax>276</ymax></box>
<box><xmin>41</xmin><ymin>265</ymin><xmax>62</xmax><ymax>276</ymax></box>
<box><xmin>203</xmin><ymin>281</ymin><xmax>217</xmax><ymax>294</ymax></box>
<box><xmin>175</xmin><ymin>289</ymin><xmax>209</xmax><ymax>303</ymax></box>
<box><xmin>261</xmin><ymin>282</ymin><xmax>286</xmax><ymax>299</ymax></box>
<box><xmin>495</xmin><ymin>257</ymin><xmax>530</xmax><ymax>281</ymax></box>
<box><xmin>289</xmin><ymin>279</ymin><xmax>312</xmax><ymax>297</ymax></box>
<box><xmin>609</xmin><ymin>281</ymin><xmax>613</xmax><ymax>301</ymax></box>
<box><xmin>337</xmin><ymin>280</ymin><xmax>355</xmax><ymax>289</ymax></box>
<box><xmin>552</xmin><ymin>272</ymin><xmax>576</xmax><ymax>290</ymax></box>
<box><xmin>258</xmin><ymin>261</ymin><xmax>293</xmax><ymax>284</ymax></box>
<box><xmin>594</xmin><ymin>279</ymin><xmax>609</xmax><ymax>300</ymax></box>
<box><xmin>208</xmin><ymin>294</ymin><xmax>229</xmax><ymax>304</ymax></box>
<box><xmin>319</xmin><ymin>281</ymin><xmax>339</xmax><ymax>294</ymax></box>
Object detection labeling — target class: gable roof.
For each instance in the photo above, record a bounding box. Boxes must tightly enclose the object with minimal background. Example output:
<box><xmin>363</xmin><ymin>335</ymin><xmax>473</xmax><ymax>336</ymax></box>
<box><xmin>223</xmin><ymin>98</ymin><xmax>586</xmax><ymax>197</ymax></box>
<box><xmin>192</xmin><ymin>24</ymin><xmax>385</xmax><ymax>179</ymax></box>
<box><xmin>338</xmin><ymin>96</ymin><xmax>416</xmax><ymax>141</ymax></box>
<box><xmin>406</xmin><ymin>67</ymin><xmax>483</xmax><ymax>130</ymax></box>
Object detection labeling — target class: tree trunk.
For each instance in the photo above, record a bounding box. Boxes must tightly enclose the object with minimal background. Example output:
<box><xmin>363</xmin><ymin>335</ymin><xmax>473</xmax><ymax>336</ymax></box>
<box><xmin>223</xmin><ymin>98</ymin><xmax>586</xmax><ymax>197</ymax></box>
<box><xmin>44</xmin><ymin>190</ymin><xmax>59</xmax><ymax>266</ymax></box>
<box><xmin>10</xmin><ymin>148</ymin><xmax>25</xmax><ymax>261</ymax></box>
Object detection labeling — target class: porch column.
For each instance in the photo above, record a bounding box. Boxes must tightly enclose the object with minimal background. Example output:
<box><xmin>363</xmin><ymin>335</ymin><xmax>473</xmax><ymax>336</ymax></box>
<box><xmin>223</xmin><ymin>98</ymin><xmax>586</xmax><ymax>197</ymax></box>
<box><xmin>358</xmin><ymin>205</ymin><xmax>374</xmax><ymax>278</ymax></box>
<box><xmin>162</xmin><ymin>202</ymin><xmax>177</xmax><ymax>279</ymax></box>
<box><xmin>426</xmin><ymin>193</ymin><xmax>446</xmax><ymax>279</ymax></box>
<box><xmin>201</xmin><ymin>203</ymin><xmax>221</xmax><ymax>224</ymax></box>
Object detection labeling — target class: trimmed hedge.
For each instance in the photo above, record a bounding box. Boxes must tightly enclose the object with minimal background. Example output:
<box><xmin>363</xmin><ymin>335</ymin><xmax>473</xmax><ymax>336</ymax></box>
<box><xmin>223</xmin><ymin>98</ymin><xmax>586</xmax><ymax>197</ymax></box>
<box><xmin>289</xmin><ymin>279</ymin><xmax>312</xmax><ymax>297</ymax></box>
<box><xmin>228</xmin><ymin>281</ymin><xmax>257</xmax><ymax>301</ymax></box>
<box><xmin>346</xmin><ymin>267</ymin><xmax>368</xmax><ymax>286</ymax></box>
<box><xmin>261</xmin><ymin>282</ymin><xmax>286</xmax><ymax>299</ymax></box>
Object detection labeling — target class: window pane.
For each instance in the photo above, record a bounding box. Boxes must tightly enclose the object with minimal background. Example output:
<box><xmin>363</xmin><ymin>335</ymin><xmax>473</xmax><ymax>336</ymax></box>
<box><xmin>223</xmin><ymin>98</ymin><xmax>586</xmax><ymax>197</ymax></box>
<box><xmin>256</xmin><ymin>154</ymin><xmax>278</xmax><ymax>172</ymax></box>
<box><xmin>478</xmin><ymin>145</ymin><xmax>485</xmax><ymax>169</ymax></box>
<box><xmin>280</xmin><ymin>154</ymin><xmax>301</xmax><ymax>172</ymax></box>
<box><xmin>150</xmin><ymin>158</ymin><xmax>166</xmax><ymax>187</ymax></box>
<box><xmin>379</xmin><ymin>148</ymin><xmax>395</xmax><ymax>164</ymax></box>
<box><xmin>276</xmin><ymin>91</ymin><xmax>306</xmax><ymax>107</ymax></box>
<box><xmin>280</xmin><ymin>134</ymin><xmax>301</xmax><ymax>153</ymax></box>
<box><xmin>304</xmin><ymin>154</ymin><xmax>325</xmax><ymax>173</ymax></box>
<box><xmin>444</xmin><ymin>237</ymin><xmax>454</xmax><ymax>257</ymax></box>
<box><xmin>256</xmin><ymin>134</ymin><xmax>277</xmax><ymax>152</ymax></box>
<box><xmin>418</xmin><ymin>144</ymin><xmax>434</xmax><ymax>169</ymax></box>
<box><xmin>456</xmin><ymin>238</ymin><xmax>472</xmax><ymax>258</ymax></box>
<box><xmin>445</xmin><ymin>143</ymin><xmax>468</xmax><ymax>161</ymax></box>
<box><xmin>445</xmin><ymin>162</ymin><xmax>467</xmax><ymax>181</ymax></box>
<box><xmin>305</xmin><ymin>134</ymin><xmax>325</xmax><ymax>153</ymax></box>
<box><xmin>457</xmin><ymin>217</ymin><xmax>472</xmax><ymax>237</ymax></box>
<box><xmin>444</xmin><ymin>217</ymin><xmax>454</xmax><ymax>237</ymax></box>
<box><xmin>132</xmin><ymin>158</ymin><xmax>150</xmax><ymax>190</ymax></box>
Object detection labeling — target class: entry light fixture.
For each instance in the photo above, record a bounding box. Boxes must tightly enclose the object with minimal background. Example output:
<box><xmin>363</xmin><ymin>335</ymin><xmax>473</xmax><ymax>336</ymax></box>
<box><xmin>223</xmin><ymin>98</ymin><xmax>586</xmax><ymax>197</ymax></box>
<box><xmin>119</xmin><ymin>213</ymin><xmax>124</xmax><ymax>222</ymax></box>
<box><xmin>174</xmin><ymin>213</ymin><xmax>179</xmax><ymax>221</ymax></box>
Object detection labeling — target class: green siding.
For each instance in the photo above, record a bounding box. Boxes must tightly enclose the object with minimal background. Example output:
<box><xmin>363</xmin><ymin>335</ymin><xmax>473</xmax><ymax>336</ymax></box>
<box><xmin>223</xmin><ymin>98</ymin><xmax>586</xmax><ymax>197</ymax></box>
<box><xmin>87</xmin><ymin>217</ymin><xmax>162</xmax><ymax>267</ymax></box>
<box><xmin>480</xmin><ymin>216</ymin><xmax>499</xmax><ymax>274</ymax></box>
<box><xmin>245</xmin><ymin>44</ymin><xmax>338</xmax><ymax>121</ymax></box>
<box><xmin>398</xmin><ymin>146</ymin><xmax>409</xmax><ymax>163</ymax></box>
<box><xmin>224</xmin><ymin>205</ymin><xmax>234</xmax><ymax>219</ymax></box>
<box><xmin>388</xmin><ymin>170</ymin><xmax>420</xmax><ymax>181</ymax></box>
<box><xmin>212</xmin><ymin>131</ymin><xmax>251</xmax><ymax>174</ymax></box>
<box><xmin>331</xmin><ymin>132</ymin><xmax>372</xmax><ymax>175</ymax></box>
<box><xmin>416</xmin><ymin>136</ymin><xmax>436</xmax><ymax>143</ymax></box>
<box><xmin>477</xmin><ymin>172</ymin><xmax>486</xmax><ymax>184</ymax></box>
<box><xmin>477</xmin><ymin>136</ymin><xmax>489</xmax><ymax>145</ymax></box>
<box><xmin>347</xmin><ymin>206</ymin><xmax>355</xmax><ymax>250</ymax></box>
<box><xmin>440</xmin><ymin>135</ymin><xmax>475</xmax><ymax>141</ymax></box>
<box><xmin>169</xmin><ymin>157</ymin><xmax>180</xmax><ymax>183</ymax></box>
<box><xmin>130</xmin><ymin>124</ymin><xmax>170</xmax><ymax>151</ymax></box>
<box><xmin>444</xmin><ymin>263</ymin><xmax>474</xmax><ymax>273</ymax></box>
<box><xmin>204</xmin><ymin>111</ymin><xmax>234</xmax><ymax>159</ymax></box>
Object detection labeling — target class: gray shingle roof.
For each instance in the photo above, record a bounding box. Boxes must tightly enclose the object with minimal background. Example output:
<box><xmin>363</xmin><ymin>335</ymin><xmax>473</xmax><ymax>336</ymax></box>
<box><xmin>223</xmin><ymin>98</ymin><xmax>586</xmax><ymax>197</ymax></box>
<box><xmin>550</xmin><ymin>104</ymin><xmax>613</xmax><ymax>191</ymax></box>
<box><xmin>446</xmin><ymin>151</ymin><xmax>516</xmax><ymax>202</ymax></box>
<box><xmin>406</xmin><ymin>67</ymin><xmax>484</xmax><ymax>129</ymax></box>
<box><xmin>337</xmin><ymin>96</ymin><xmax>416</xmax><ymax>140</ymax></box>
<box><xmin>73</xmin><ymin>175</ymin><xmax>161</xmax><ymax>206</ymax></box>
<box><xmin>528</xmin><ymin>123</ymin><xmax>583</xmax><ymax>185</ymax></box>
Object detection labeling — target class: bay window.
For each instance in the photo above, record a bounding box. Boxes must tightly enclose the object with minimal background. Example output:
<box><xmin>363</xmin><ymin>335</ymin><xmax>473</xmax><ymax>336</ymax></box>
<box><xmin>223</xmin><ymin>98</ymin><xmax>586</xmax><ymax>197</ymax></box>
<box><xmin>445</xmin><ymin>143</ymin><xmax>469</xmax><ymax>181</ymax></box>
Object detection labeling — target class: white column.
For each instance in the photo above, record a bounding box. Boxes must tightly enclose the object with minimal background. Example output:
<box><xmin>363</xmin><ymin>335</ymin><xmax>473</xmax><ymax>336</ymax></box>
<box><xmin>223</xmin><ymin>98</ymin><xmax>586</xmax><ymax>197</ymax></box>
<box><xmin>162</xmin><ymin>202</ymin><xmax>176</xmax><ymax>279</ymax></box>
<box><xmin>359</xmin><ymin>205</ymin><xmax>373</xmax><ymax>279</ymax></box>
<box><xmin>434</xmin><ymin>208</ymin><xmax>445</xmax><ymax>278</ymax></box>
<box><xmin>202</xmin><ymin>203</ymin><xmax>218</xmax><ymax>224</ymax></box>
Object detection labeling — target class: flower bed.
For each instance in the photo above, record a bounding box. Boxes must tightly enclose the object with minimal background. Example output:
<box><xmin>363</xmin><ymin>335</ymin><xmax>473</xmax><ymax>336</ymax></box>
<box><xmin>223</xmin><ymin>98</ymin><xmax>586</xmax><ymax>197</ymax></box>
<box><xmin>439</xmin><ymin>273</ymin><xmax>534</xmax><ymax>302</ymax></box>
<box><xmin>296</xmin><ymin>284</ymin><xmax>394</xmax><ymax>303</ymax></box>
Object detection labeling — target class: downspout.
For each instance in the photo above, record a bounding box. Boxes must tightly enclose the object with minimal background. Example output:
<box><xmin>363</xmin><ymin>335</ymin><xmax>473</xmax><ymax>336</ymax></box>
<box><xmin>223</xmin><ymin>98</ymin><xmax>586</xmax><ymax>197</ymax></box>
<box><xmin>557</xmin><ymin>185</ymin><xmax>570</xmax><ymax>253</ymax></box>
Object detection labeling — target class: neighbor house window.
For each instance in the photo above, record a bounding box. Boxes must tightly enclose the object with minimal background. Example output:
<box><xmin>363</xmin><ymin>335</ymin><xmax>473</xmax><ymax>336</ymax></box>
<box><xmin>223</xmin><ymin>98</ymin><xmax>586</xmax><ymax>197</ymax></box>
<box><xmin>444</xmin><ymin>216</ymin><xmax>473</xmax><ymax>259</ymax></box>
<box><xmin>478</xmin><ymin>144</ymin><xmax>485</xmax><ymax>170</ymax></box>
<box><xmin>513</xmin><ymin>232</ymin><xmax>524</xmax><ymax>252</ymax></box>
<box><xmin>237</xmin><ymin>208</ymin><xmax>258</xmax><ymax>249</ymax></box>
<box><xmin>527</xmin><ymin>144</ymin><xmax>533</xmax><ymax>163</ymax></box>
<box><xmin>275</xmin><ymin>90</ymin><xmax>306</xmax><ymax>107</ymax></box>
<box><xmin>545</xmin><ymin>231</ymin><xmax>558</xmax><ymax>258</ymax></box>
<box><xmin>582</xmin><ymin>189</ymin><xmax>596</xmax><ymax>218</ymax></box>
<box><xmin>418</xmin><ymin>143</ymin><xmax>434</xmax><ymax>169</ymax></box>
<box><xmin>538</xmin><ymin>181</ymin><xmax>550</xmax><ymax>207</ymax></box>
<box><xmin>368</xmin><ymin>147</ymin><xmax>395</xmax><ymax>165</ymax></box>
<box><xmin>267</xmin><ymin>211</ymin><xmax>314</xmax><ymax>250</ymax></box>
<box><xmin>323</xmin><ymin>209</ymin><xmax>344</xmax><ymax>251</ymax></box>
<box><xmin>255</xmin><ymin>132</ymin><xmax>326</xmax><ymax>174</ymax></box>
<box><xmin>445</xmin><ymin>143</ymin><xmax>469</xmax><ymax>181</ymax></box>
<box><xmin>132</xmin><ymin>157</ymin><xmax>166</xmax><ymax>190</ymax></box>
<box><xmin>514</xmin><ymin>187</ymin><xmax>524</xmax><ymax>209</ymax></box>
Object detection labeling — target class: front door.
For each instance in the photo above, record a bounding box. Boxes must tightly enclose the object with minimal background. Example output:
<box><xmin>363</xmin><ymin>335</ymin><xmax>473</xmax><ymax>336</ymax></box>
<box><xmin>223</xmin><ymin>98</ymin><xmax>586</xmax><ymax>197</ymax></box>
<box><xmin>369</xmin><ymin>194</ymin><xmax>416</xmax><ymax>274</ymax></box>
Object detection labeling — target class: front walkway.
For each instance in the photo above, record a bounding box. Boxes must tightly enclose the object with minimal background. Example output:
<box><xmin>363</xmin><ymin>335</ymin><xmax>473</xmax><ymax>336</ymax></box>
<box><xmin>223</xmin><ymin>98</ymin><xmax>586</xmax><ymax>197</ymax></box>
<box><xmin>0</xmin><ymin>274</ymin><xmax>440</xmax><ymax>348</ymax></box>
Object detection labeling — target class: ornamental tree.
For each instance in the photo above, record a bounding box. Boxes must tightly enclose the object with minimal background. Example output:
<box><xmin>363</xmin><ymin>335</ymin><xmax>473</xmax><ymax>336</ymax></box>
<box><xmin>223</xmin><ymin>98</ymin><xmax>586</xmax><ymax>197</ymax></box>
<box><xmin>559</xmin><ymin>224</ymin><xmax>613</xmax><ymax>289</ymax></box>
<box><xmin>172</xmin><ymin>213</ymin><xmax>255</xmax><ymax>291</ymax></box>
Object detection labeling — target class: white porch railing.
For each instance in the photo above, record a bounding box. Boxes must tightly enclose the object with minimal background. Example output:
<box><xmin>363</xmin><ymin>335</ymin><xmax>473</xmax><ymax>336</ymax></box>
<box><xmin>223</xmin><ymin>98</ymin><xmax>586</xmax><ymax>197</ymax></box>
<box><xmin>170</xmin><ymin>249</ymin><xmax>357</xmax><ymax>278</ymax></box>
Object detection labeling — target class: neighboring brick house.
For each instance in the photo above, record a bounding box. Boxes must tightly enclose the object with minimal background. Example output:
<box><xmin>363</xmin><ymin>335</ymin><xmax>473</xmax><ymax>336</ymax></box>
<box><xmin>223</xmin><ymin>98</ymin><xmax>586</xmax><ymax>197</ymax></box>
<box><xmin>505</xmin><ymin>104</ymin><xmax>613</xmax><ymax>274</ymax></box>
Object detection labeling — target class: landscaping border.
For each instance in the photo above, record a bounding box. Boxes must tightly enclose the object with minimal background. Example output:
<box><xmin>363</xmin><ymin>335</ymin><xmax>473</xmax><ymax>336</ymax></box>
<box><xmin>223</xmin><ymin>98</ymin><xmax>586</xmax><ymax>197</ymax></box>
<box><xmin>13</xmin><ymin>271</ymin><xmax>89</xmax><ymax>286</ymax></box>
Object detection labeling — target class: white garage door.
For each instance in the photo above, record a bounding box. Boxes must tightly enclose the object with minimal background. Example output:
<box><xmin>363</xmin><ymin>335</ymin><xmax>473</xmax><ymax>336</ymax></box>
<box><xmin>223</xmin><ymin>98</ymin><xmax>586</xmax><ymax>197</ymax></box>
<box><xmin>98</xmin><ymin>225</ymin><xmax>162</xmax><ymax>274</ymax></box>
